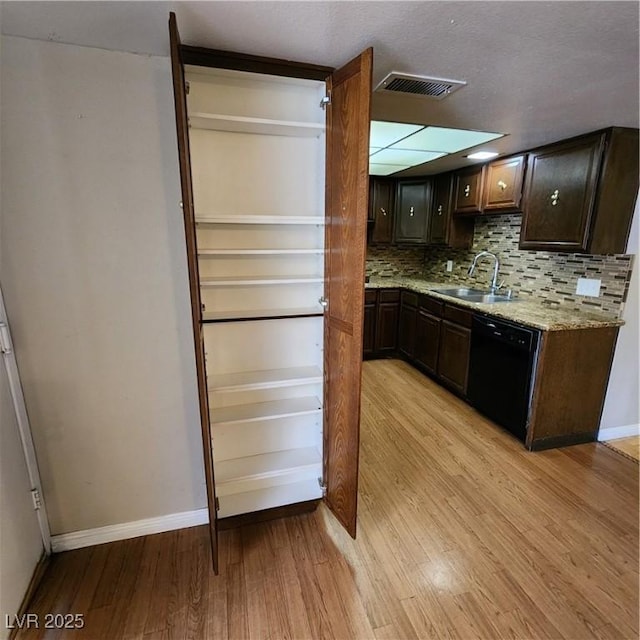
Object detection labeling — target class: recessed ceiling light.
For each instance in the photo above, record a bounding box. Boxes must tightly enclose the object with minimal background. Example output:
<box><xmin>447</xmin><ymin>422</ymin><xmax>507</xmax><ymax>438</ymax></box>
<box><xmin>369</xmin><ymin>121</ymin><xmax>423</xmax><ymax>148</ymax></box>
<box><xmin>370</xmin><ymin>149</ymin><xmax>446</xmax><ymax>165</ymax></box>
<box><xmin>466</xmin><ymin>151</ymin><xmax>499</xmax><ymax>160</ymax></box>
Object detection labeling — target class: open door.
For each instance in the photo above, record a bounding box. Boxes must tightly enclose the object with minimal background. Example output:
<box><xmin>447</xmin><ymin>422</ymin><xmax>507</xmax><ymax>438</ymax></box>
<box><xmin>169</xmin><ymin>13</ymin><xmax>219</xmax><ymax>573</ymax></box>
<box><xmin>323</xmin><ymin>49</ymin><xmax>373</xmax><ymax>538</ymax></box>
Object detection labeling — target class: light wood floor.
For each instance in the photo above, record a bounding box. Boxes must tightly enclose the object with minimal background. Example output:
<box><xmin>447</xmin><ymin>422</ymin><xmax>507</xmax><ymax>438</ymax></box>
<box><xmin>604</xmin><ymin>436</ymin><xmax>640</xmax><ymax>463</ymax></box>
<box><xmin>19</xmin><ymin>360</ymin><xmax>639</xmax><ymax>639</ymax></box>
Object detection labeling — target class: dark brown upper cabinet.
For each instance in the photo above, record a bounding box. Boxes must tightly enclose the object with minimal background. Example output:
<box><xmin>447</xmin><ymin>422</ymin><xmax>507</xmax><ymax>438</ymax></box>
<box><xmin>482</xmin><ymin>155</ymin><xmax>526</xmax><ymax>213</ymax></box>
<box><xmin>368</xmin><ymin>178</ymin><xmax>395</xmax><ymax>244</ymax></box>
<box><xmin>395</xmin><ymin>179</ymin><xmax>431</xmax><ymax>244</ymax></box>
<box><xmin>430</xmin><ymin>173</ymin><xmax>475</xmax><ymax>249</ymax></box>
<box><xmin>452</xmin><ymin>165</ymin><xmax>485</xmax><ymax>215</ymax></box>
<box><xmin>520</xmin><ymin>127</ymin><xmax>639</xmax><ymax>253</ymax></box>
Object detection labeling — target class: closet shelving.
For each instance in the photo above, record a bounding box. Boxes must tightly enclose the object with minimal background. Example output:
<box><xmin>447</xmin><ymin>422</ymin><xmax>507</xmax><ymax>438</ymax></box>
<box><xmin>186</xmin><ymin>64</ymin><xmax>327</xmax><ymax>520</ymax></box>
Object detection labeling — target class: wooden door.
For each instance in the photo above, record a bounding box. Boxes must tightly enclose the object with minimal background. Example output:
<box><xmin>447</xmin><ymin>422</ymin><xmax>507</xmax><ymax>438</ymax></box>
<box><xmin>415</xmin><ymin>310</ymin><xmax>441</xmax><ymax>375</ymax></box>
<box><xmin>453</xmin><ymin>166</ymin><xmax>484</xmax><ymax>214</ymax></box>
<box><xmin>168</xmin><ymin>13</ymin><xmax>219</xmax><ymax>573</ymax></box>
<box><xmin>429</xmin><ymin>174</ymin><xmax>452</xmax><ymax>244</ymax></box>
<box><xmin>369</xmin><ymin>178</ymin><xmax>395</xmax><ymax>244</ymax></box>
<box><xmin>483</xmin><ymin>155</ymin><xmax>526</xmax><ymax>212</ymax></box>
<box><xmin>374</xmin><ymin>290</ymin><xmax>400</xmax><ymax>354</ymax></box>
<box><xmin>324</xmin><ymin>48</ymin><xmax>372</xmax><ymax>538</ymax></box>
<box><xmin>520</xmin><ymin>134</ymin><xmax>604</xmax><ymax>251</ymax></box>
<box><xmin>437</xmin><ymin>320</ymin><xmax>471</xmax><ymax>395</ymax></box>
<box><xmin>395</xmin><ymin>180</ymin><xmax>430</xmax><ymax>243</ymax></box>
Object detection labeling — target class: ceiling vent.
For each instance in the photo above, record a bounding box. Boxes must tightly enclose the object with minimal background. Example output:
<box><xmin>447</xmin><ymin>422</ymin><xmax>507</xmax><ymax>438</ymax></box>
<box><xmin>374</xmin><ymin>72</ymin><xmax>466</xmax><ymax>100</ymax></box>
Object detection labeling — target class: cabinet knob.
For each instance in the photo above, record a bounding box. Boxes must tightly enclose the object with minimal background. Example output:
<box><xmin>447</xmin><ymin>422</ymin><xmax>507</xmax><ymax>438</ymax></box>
<box><xmin>380</xmin><ymin>208</ymin><xmax>387</xmax><ymax>216</ymax></box>
<box><xmin>497</xmin><ymin>180</ymin><xmax>507</xmax><ymax>191</ymax></box>
<box><xmin>550</xmin><ymin>189</ymin><xmax>560</xmax><ymax>206</ymax></box>
<box><xmin>464</xmin><ymin>184</ymin><xmax>471</xmax><ymax>197</ymax></box>
<box><xmin>437</xmin><ymin>205</ymin><xmax>443</xmax><ymax>216</ymax></box>
<box><xmin>409</xmin><ymin>206</ymin><xmax>415</xmax><ymax>217</ymax></box>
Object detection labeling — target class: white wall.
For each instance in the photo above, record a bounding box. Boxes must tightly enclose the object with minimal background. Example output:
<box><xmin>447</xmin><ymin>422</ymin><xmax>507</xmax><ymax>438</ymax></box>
<box><xmin>600</xmin><ymin>198</ymin><xmax>640</xmax><ymax>434</ymax></box>
<box><xmin>0</xmin><ymin>36</ymin><xmax>206</xmax><ymax>535</ymax></box>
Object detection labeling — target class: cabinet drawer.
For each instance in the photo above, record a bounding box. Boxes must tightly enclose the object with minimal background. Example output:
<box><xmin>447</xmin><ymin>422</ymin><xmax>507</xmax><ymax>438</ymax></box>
<box><xmin>365</xmin><ymin>289</ymin><xmax>378</xmax><ymax>304</ymax></box>
<box><xmin>379</xmin><ymin>288</ymin><xmax>400</xmax><ymax>303</ymax></box>
<box><xmin>443</xmin><ymin>304</ymin><xmax>473</xmax><ymax>328</ymax></box>
<box><xmin>419</xmin><ymin>295</ymin><xmax>443</xmax><ymax>317</ymax></box>
<box><xmin>401</xmin><ymin>290</ymin><xmax>419</xmax><ymax>308</ymax></box>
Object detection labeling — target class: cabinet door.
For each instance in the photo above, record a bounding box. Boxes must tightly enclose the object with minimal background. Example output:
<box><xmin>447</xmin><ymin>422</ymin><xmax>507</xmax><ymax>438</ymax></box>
<box><xmin>363</xmin><ymin>303</ymin><xmax>376</xmax><ymax>358</ymax></box>
<box><xmin>324</xmin><ymin>48</ymin><xmax>372</xmax><ymax>538</ymax></box>
<box><xmin>483</xmin><ymin>155</ymin><xmax>526</xmax><ymax>212</ymax></box>
<box><xmin>429</xmin><ymin>174</ymin><xmax>452</xmax><ymax>245</ymax></box>
<box><xmin>520</xmin><ymin>134</ymin><xmax>604</xmax><ymax>252</ymax></box>
<box><xmin>369</xmin><ymin>178</ymin><xmax>395</xmax><ymax>244</ymax></box>
<box><xmin>169</xmin><ymin>13</ymin><xmax>219</xmax><ymax>573</ymax></box>
<box><xmin>398</xmin><ymin>303</ymin><xmax>417</xmax><ymax>359</ymax></box>
<box><xmin>415</xmin><ymin>310</ymin><xmax>441</xmax><ymax>375</ymax></box>
<box><xmin>437</xmin><ymin>320</ymin><xmax>471</xmax><ymax>395</ymax></box>
<box><xmin>375</xmin><ymin>301</ymin><xmax>399</xmax><ymax>354</ymax></box>
<box><xmin>453</xmin><ymin>166</ymin><xmax>484</xmax><ymax>215</ymax></box>
<box><xmin>395</xmin><ymin>180</ymin><xmax>430</xmax><ymax>244</ymax></box>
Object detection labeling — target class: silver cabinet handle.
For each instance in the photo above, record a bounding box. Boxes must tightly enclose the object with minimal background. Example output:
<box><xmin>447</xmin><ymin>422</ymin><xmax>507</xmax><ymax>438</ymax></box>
<box><xmin>550</xmin><ymin>189</ymin><xmax>560</xmax><ymax>206</ymax></box>
<box><xmin>497</xmin><ymin>180</ymin><xmax>507</xmax><ymax>191</ymax></box>
<box><xmin>409</xmin><ymin>206</ymin><xmax>415</xmax><ymax>217</ymax></box>
<box><xmin>464</xmin><ymin>184</ymin><xmax>471</xmax><ymax>197</ymax></box>
<box><xmin>437</xmin><ymin>204</ymin><xmax>443</xmax><ymax>216</ymax></box>
<box><xmin>380</xmin><ymin>208</ymin><xmax>387</xmax><ymax>216</ymax></box>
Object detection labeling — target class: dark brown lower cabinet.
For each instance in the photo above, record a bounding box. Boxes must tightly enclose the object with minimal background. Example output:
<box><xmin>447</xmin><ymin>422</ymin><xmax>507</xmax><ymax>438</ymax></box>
<box><xmin>414</xmin><ymin>309</ymin><xmax>441</xmax><ymax>375</ymax></box>
<box><xmin>363</xmin><ymin>300</ymin><xmax>376</xmax><ymax>358</ymax></box>
<box><xmin>375</xmin><ymin>290</ymin><xmax>400</xmax><ymax>355</ymax></box>
<box><xmin>398</xmin><ymin>291</ymin><xmax>418</xmax><ymax>359</ymax></box>
<box><xmin>437</xmin><ymin>320</ymin><xmax>471</xmax><ymax>395</ymax></box>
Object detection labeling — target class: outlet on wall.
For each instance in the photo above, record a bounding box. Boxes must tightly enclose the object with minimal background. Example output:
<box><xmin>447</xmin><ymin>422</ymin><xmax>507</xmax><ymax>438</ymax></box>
<box><xmin>446</xmin><ymin>260</ymin><xmax>453</xmax><ymax>272</ymax></box>
<box><xmin>576</xmin><ymin>277</ymin><xmax>601</xmax><ymax>297</ymax></box>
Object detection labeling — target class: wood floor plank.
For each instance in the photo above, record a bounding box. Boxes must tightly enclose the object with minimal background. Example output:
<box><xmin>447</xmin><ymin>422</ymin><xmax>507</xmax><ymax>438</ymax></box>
<box><xmin>16</xmin><ymin>360</ymin><xmax>639</xmax><ymax>640</ymax></box>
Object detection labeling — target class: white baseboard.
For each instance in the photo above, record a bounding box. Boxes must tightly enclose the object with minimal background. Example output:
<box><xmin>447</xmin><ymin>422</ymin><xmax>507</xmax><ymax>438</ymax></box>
<box><xmin>50</xmin><ymin>508</ymin><xmax>209</xmax><ymax>553</ymax></box>
<box><xmin>598</xmin><ymin>423</ymin><xmax>640</xmax><ymax>441</ymax></box>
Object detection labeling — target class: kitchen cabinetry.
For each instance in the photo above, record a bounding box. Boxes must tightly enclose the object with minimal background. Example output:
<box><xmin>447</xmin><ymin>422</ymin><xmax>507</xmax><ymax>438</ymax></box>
<box><xmin>170</xmin><ymin>14</ymin><xmax>371</xmax><ymax>571</ymax></box>
<box><xmin>363</xmin><ymin>290</ymin><xmax>377</xmax><ymax>358</ymax></box>
<box><xmin>520</xmin><ymin>127</ymin><xmax>639</xmax><ymax>253</ymax></box>
<box><xmin>395</xmin><ymin>180</ymin><xmax>431</xmax><ymax>244</ymax></box>
<box><xmin>414</xmin><ymin>297</ymin><xmax>443</xmax><ymax>375</ymax></box>
<box><xmin>369</xmin><ymin>178</ymin><xmax>395</xmax><ymax>244</ymax></box>
<box><xmin>363</xmin><ymin>289</ymin><xmax>399</xmax><ymax>359</ymax></box>
<box><xmin>430</xmin><ymin>173</ymin><xmax>475</xmax><ymax>249</ymax></box>
<box><xmin>482</xmin><ymin>155</ymin><xmax>526</xmax><ymax>213</ymax></box>
<box><xmin>398</xmin><ymin>291</ymin><xmax>418</xmax><ymax>358</ymax></box>
<box><xmin>436</xmin><ymin>305</ymin><xmax>472</xmax><ymax>395</ymax></box>
<box><xmin>452</xmin><ymin>166</ymin><xmax>484</xmax><ymax>215</ymax></box>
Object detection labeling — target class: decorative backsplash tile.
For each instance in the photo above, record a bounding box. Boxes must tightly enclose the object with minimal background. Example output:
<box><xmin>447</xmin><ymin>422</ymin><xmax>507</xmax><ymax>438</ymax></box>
<box><xmin>366</xmin><ymin>213</ymin><xmax>634</xmax><ymax>316</ymax></box>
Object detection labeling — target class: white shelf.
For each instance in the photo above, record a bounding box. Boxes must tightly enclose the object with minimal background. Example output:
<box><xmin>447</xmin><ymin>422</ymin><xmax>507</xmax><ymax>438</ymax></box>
<box><xmin>189</xmin><ymin>112</ymin><xmax>325</xmax><ymax>138</ymax></box>
<box><xmin>217</xmin><ymin>479</ymin><xmax>323</xmax><ymax>519</ymax></box>
<box><xmin>200</xmin><ymin>275</ymin><xmax>323</xmax><ymax>287</ymax></box>
<box><xmin>202</xmin><ymin>307</ymin><xmax>324</xmax><ymax>322</ymax></box>
<box><xmin>195</xmin><ymin>215</ymin><xmax>324</xmax><ymax>226</ymax></box>
<box><xmin>198</xmin><ymin>248</ymin><xmax>323</xmax><ymax>257</ymax></box>
<box><xmin>211</xmin><ymin>396</ymin><xmax>321</xmax><ymax>427</ymax></box>
<box><xmin>209</xmin><ymin>366</ymin><xmax>323</xmax><ymax>392</ymax></box>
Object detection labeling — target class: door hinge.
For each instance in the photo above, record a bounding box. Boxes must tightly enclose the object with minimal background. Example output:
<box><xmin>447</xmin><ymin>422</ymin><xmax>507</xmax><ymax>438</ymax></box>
<box><xmin>0</xmin><ymin>323</ymin><xmax>12</xmax><ymax>354</ymax></box>
<box><xmin>319</xmin><ymin>297</ymin><xmax>328</xmax><ymax>310</ymax></box>
<box><xmin>318</xmin><ymin>478</ymin><xmax>327</xmax><ymax>497</ymax></box>
<box><xmin>215</xmin><ymin>497</ymin><xmax>220</xmax><ymax>512</ymax></box>
<box><xmin>185</xmin><ymin>80</ymin><xmax>190</xmax><ymax>95</ymax></box>
<box><xmin>320</xmin><ymin>94</ymin><xmax>331</xmax><ymax>109</ymax></box>
<box><xmin>31</xmin><ymin>488</ymin><xmax>42</xmax><ymax>511</ymax></box>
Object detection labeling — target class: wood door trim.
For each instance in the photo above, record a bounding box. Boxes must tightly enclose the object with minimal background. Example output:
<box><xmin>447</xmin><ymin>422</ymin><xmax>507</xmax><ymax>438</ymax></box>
<box><xmin>181</xmin><ymin>45</ymin><xmax>333</xmax><ymax>81</ymax></box>
<box><xmin>169</xmin><ymin>12</ymin><xmax>218</xmax><ymax>574</ymax></box>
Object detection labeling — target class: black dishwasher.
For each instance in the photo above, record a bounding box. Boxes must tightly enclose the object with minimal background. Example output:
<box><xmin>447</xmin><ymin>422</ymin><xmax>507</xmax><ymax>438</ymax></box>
<box><xmin>467</xmin><ymin>314</ymin><xmax>540</xmax><ymax>442</ymax></box>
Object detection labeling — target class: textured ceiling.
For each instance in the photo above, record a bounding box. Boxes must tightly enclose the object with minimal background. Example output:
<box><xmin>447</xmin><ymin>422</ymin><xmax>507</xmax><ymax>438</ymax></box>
<box><xmin>2</xmin><ymin>1</ymin><xmax>638</xmax><ymax>175</ymax></box>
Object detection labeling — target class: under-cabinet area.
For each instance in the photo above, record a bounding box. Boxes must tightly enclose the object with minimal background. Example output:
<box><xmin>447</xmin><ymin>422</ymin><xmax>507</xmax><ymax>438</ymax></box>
<box><xmin>364</xmin><ymin>282</ymin><xmax>622</xmax><ymax>451</ymax></box>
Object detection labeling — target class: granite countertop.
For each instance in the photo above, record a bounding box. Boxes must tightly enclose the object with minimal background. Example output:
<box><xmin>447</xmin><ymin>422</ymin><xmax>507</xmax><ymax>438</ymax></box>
<box><xmin>365</xmin><ymin>276</ymin><xmax>624</xmax><ymax>332</ymax></box>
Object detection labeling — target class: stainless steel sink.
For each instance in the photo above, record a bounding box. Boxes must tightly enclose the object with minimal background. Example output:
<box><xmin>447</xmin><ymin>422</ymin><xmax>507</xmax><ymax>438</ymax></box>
<box><xmin>432</xmin><ymin>287</ymin><xmax>516</xmax><ymax>303</ymax></box>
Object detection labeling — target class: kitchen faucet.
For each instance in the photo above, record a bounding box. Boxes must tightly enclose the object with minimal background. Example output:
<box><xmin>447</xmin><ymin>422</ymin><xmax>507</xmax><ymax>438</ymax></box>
<box><xmin>467</xmin><ymin>250</ymin><xmax>502</xmax><ymax>293</ymax></box>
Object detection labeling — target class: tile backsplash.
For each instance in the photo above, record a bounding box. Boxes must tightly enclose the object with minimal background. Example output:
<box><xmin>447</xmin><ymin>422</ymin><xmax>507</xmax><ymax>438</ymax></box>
<box><xmin>366</xmin><ymin>214</ymin><xmax>634</xmax><ymax>316</ymax></box>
